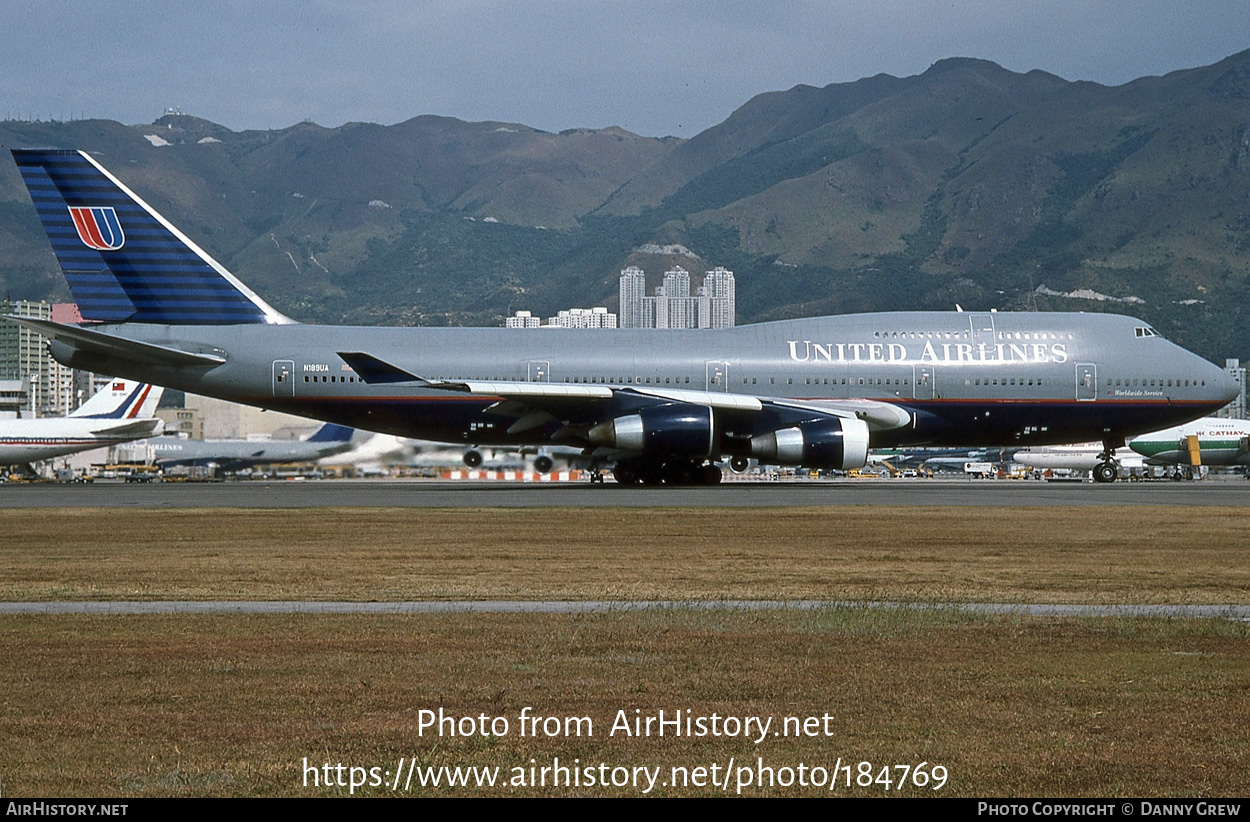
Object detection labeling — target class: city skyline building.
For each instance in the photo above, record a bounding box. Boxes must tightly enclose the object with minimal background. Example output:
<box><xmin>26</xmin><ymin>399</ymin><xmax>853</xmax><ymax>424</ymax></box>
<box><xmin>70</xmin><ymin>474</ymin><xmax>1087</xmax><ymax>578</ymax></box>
<box><xmin>505</xmin><ymin>310</ymin><xmax>542</xmax><ymax>328</ymax></box>
<box><xmin>0</xmin><ymin>300</ymin><xmax>76</xmax><ymax>416</ymax></box>
<box><xmin>504</xmin><ymin>307</ymin><xmax>617</xmax><ymax>329</ymax></box>
<box><xmin>699</xmin><ymin>266</ymin><xmax>736</xmax><ymax>329</ymax></box>
<box><xmin>620</xmin><ymin>265</ymin><xmax>735</xmax><ymax>330</ymax></box>
<box><xmin>618</xmin><ymin>266</ymin><xmax>647</xmax><ymax>330</ymax></box>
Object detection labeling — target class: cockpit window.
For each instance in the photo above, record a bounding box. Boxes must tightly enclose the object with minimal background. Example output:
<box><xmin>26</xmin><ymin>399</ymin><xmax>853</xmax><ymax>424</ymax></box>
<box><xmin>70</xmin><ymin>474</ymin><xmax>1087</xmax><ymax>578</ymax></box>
<box><xmin>1134</xmin><ymin>327</ymin><xmax>1159</xmax><ymax>338</ymax></box>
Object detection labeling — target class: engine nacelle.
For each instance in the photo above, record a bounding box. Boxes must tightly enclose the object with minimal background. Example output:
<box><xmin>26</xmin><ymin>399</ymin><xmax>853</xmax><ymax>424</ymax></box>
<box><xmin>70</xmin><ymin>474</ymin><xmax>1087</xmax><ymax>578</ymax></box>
<box><xmin>588</xmin><ymin>403</ymin><xmax>715</xmax><ymax>458</ymax></box>
<box><xmin>533</xmin><ymin>454</ymin><xmax>554</xmax><ymax>474</ymax></box>
<box><xmin>463</xmin><ymin>449</ymin><xmax>483</xmax><ymax>468</ymax></box>
<box><xmin>749</xmin><ymin>416</ymin><xmax>870</xmax><ymax>470</ymax></box>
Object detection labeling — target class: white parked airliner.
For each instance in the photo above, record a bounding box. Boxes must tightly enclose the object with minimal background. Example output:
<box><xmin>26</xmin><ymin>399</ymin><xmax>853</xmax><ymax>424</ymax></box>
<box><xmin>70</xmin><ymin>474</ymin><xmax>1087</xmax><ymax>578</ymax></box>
<box><xmin>0</xmin><ymin>380</ymin><xmax>163</xmax><ymax>470</ymax></box>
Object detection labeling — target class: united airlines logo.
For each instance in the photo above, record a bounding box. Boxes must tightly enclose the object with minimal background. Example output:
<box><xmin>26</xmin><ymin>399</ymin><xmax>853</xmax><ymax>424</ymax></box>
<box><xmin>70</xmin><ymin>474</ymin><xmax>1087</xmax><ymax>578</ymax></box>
<box><xmin>68</xmin><ymin>206</ymin><xmax>125</xmax><ymax>251</ymax></box>
<box><xmin>787</xmin><ymin>339</ymin><xmax>1069</xmax><ymax>365</ymax></box>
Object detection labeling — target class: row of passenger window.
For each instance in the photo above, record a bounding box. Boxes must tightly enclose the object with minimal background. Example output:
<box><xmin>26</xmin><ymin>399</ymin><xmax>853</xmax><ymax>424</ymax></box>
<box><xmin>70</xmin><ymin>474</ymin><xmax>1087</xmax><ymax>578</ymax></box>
<box><xmin>964</xmin><ymin>377</ymin><xmax>1054</xmax><ymax>386</ymax></box>
<box><xmin>562</xmin><ymin>376</ymin><xmax>695</xmax><ymax>385</ymax></box>
<box><xmin>870</xmin><ymin>330</ymin><xmax>1075</xmax><ymax>341</ymax></box>
<box><xmin>1108</xmin><ymin>378</ymin><xmax>1206</xmax><ymax>387</ymax></box>
<box><xmin>301</xmin><ymin>372</ymin><xmax>1203</xmax><ymax>391</ymax></box>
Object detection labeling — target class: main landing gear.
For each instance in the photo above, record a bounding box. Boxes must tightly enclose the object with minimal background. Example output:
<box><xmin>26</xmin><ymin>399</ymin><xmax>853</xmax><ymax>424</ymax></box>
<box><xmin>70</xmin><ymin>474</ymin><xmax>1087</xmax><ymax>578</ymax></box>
<box><xmin>612</xmin><ymin>458</ymin><xmax>723</xmax><ymax>486</ymax></box>
<box><xmin>1092</xmin><ymin>461</ymin><xmax>1119</xmax><ymax>483</ymax></box>
<box><xmin>1092</xmin><ymin>437</ymin><xmax>1126</xmax><ymax>483</ymax></box>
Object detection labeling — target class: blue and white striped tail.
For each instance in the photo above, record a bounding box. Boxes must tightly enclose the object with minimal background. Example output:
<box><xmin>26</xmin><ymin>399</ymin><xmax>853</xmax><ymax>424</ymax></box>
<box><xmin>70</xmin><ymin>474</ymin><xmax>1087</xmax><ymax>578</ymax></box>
<box><xmin>12</xmin><ymin>149</ymin><xmax>289</xmax><ymax>325</ymax></box>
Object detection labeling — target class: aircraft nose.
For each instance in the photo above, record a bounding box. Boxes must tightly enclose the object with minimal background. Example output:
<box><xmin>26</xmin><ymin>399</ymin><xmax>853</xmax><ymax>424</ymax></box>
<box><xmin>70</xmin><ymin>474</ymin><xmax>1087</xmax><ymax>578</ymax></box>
<box><xmin>1198</xmin><ymin>356</ymin><xmax>1241</xmax><ymax>406</ymax></box>
<box><xmin>1219</xmin><ymin>367</ymin><xmax>1242</xmax><ymax>405</ymax></box>
<box><xmin>1185</xmin><ymin>352</ymin><xmax>1239</xmax><ymax>409</ymax></box>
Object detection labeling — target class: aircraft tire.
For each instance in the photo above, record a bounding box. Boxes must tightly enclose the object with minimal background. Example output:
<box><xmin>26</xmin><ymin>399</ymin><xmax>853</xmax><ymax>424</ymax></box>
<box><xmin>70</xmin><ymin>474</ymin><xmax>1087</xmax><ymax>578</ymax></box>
<box><xmin>1093</xmin><ymin>462</ymin><xmax>1118</xmax><ymax>483</ymax></box>
<box><xmin>663</xmin><ymin>460</ymin><xmax>697</xmax><ymax>485</ymax></box>
<box><xmin>629</xmin><ymin>460</ymin><xmax>664</xmax><ymax>485</ymax></box>
<box><xmin>702</xmin><ymin>464</ymin><xmax>723</xmax><ymax>485</ymax></box>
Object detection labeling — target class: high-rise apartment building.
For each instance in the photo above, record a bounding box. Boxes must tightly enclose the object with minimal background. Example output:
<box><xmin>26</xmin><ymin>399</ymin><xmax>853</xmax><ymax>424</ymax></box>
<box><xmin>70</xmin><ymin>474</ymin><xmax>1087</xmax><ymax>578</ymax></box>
<box><xmin>700</xmin><ymin>266</ymin><xmax>736</xmax><ymax>329</ymax></box>
<box><xmin>0</xmin><ymin>300</ymin><xmax>76</xmax><ymax>416</ymax></box>
<box><xmin>619</xmin><ymin>266</ymin><xmax>735</xmax><ymax>330</ymax></box>
<box><xmin>618</xmin><ymin>266</ymin><xmax>647</xmax><ymax>329</ymax></box>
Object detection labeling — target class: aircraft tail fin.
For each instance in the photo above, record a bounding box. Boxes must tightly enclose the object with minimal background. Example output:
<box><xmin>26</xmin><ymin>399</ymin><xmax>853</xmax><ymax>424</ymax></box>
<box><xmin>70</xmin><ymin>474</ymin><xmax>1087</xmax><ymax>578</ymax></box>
<box><xmin>70</xmin><ymin>379</ymin><xmax>164</xmax><ymax>420</ymax></box>
<box><xmin>305</xmin><ymin>423</ymin><xmax>355</xmax><ymax>443</ymax></box>
<box><xmin>11</xmin><ymin>149</ymin><xmax>290</xmax><ymax>325</ymax></box>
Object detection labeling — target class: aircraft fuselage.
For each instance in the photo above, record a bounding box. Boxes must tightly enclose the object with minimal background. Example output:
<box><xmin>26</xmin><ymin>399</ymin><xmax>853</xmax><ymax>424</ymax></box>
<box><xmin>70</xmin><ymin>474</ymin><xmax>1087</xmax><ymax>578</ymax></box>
<box><xmin>52</xmin><ymin>310</ymin><xmax>1233</xmax><ymax>453</ymax></box>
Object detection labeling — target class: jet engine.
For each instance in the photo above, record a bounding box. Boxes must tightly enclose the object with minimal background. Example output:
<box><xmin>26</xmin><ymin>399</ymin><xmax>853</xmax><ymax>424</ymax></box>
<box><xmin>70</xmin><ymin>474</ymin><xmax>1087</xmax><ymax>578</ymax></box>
<box><xmin>462</xmin><ymin>449</ymin><xmax>483</xmax><ymax>468</ymax></box>
<box><xmin>533</xmin><ymin>454</ymin><xmax>554</xmax><ymax>474</ymax></box>
<box><xmin>749</xmin><ymin>416</ymin><xmax>870</xmax><ymax>470</ymax></box>
<box><xmin>587</xmin><ymin>403</ymin><xmax>715</xmax><ymax>458</ymax></box>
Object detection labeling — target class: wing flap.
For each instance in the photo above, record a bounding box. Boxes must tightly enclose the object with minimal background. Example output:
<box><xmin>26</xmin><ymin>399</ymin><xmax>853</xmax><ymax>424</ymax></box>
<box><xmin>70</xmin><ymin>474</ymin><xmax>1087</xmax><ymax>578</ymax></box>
<box><xmin>427</xmin><ymin>380</ymin><xmax>614</xmax><ymax>399</ymax></box>
<box><xmin>767</xmin><ymin>398</ymin><xmax>913</xmax><ymax>431</ymax></box>
<box><xmin>630</xmin><ymin>387</ymin><xmax>762</xmax><ymax>411</ymax></box>
<box><xmin>424</xmin><ymin>379</ymin><xmax>758</xmax><ymax>410</ymax></box>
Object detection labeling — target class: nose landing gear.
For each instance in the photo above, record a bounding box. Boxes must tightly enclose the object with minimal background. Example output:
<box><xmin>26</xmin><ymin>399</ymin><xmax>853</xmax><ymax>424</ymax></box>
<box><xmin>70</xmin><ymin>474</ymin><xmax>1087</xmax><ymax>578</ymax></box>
<box><xmin>1092</xmin><ymin>436</ymin><xmax>1126</xmax><ymax>483</ymax></box>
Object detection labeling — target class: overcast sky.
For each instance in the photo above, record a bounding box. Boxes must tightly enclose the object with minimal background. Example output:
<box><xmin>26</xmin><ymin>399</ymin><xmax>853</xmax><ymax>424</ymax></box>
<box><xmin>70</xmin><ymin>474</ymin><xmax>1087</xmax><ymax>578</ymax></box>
<box><xmin>5</xmin><ymin>1</ymin><xmax>1249</xmax><ymax>137</ymax></box>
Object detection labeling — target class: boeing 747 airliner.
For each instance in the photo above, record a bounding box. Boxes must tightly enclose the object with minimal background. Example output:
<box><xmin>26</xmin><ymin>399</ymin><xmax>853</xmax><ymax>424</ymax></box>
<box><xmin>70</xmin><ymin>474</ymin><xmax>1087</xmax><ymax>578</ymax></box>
<box><xmin>5</xmin><ymin>149</ymin><xmax>1238</xmax><ymax>484</ymax></box>
<box><xmin>0</xmin><ymin>378</ymin><xmax>163</xmax><ymax>471</ymax></box>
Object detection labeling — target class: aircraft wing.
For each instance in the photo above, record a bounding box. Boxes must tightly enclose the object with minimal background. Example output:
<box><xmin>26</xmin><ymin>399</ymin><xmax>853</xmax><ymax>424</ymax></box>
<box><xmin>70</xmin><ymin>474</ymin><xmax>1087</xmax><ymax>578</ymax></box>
<box><xmin>427</xmin><ymin>379</ymin><xmax>756</xmax><ymax>409</ymax></box>
<box><xmin>425</xmin><ymin>379</ymin><xmax>910</xmax><ymax>429</ymax></box>
<box><xmin>341</xmin><ymin>350</ymin><xmax>911</xmax><ymax>433</ymax></box>
<box><xmin>339</xmin><ymin>351</ymin><xmax>908</xmax><ymax>472</ymax></box>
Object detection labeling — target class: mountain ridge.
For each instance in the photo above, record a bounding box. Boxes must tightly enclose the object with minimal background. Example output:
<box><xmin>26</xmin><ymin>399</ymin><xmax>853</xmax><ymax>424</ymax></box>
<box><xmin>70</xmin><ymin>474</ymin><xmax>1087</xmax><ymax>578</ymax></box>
<box><xmin>2</xmin><ymin>49</ymin><xmax>1250</xmax><ymax>360</ymax></box>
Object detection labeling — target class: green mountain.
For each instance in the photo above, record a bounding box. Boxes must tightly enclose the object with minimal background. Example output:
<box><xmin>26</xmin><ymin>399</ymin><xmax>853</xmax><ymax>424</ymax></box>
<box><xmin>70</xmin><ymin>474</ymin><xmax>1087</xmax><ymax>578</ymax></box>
<box><xmin>3</xmin><ymin>50</ymin><xmax>1250</xmax><ymax>360</ymax></box>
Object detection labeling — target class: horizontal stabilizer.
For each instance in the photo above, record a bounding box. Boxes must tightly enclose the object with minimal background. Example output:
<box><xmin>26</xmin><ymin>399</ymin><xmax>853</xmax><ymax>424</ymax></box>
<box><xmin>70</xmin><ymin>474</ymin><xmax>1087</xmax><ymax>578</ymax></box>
<box><xmin>4</xmin><ymin>316</ymin><xmax>225</xmax><ymax>368</ymax></box>
<box><xmin>336</xmin><ymin>352</ymin><xmax>427</xmax><ymax>384</ymax></box>
<box><xmin>306</xmin><ymin>423</ymin><xmax>355</xmax><ymax>443</ymax></box>
<box><xmin>90</xmin><ymin>419</ymin><xmax>163</xmax><ymax>438</ymax></box>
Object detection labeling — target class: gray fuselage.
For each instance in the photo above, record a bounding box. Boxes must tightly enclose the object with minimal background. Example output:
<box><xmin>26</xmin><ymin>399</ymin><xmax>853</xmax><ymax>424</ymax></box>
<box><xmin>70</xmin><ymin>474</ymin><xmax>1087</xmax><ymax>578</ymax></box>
<box><xmin>54</xmin><ymin>310</ymin><xmax>1235</xmax><ymax>453</ymax></box>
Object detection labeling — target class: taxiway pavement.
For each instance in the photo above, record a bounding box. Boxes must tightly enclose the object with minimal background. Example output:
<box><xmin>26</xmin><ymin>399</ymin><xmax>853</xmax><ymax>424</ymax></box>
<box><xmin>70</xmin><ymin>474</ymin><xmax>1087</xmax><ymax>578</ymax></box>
<box><xmin>1</xmin><ymin>477</ymin><xmax>1247</xmax><ymax>508</ymax></box>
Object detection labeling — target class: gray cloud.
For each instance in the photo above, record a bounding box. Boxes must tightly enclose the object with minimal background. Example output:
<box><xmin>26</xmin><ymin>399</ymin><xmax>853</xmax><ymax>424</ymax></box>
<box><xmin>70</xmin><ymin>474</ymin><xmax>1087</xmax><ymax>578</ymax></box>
<box><xmin>3</xmin><ymin>0</ymin><xmax>1247</xmax><ymax>136</ymax></box>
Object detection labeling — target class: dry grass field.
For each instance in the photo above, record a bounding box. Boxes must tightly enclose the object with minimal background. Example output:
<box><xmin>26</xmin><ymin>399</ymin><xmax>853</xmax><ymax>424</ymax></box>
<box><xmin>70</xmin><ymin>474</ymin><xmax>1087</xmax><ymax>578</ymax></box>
<box><xmin>1</xmin><ymin>505</ymin><xmax>1248</xmax><ymax>797</ymax></box>
<box><xmin>1</xmin><ymin>506</ymin><xmax>1248</xmax><ymax>603</ymax></box>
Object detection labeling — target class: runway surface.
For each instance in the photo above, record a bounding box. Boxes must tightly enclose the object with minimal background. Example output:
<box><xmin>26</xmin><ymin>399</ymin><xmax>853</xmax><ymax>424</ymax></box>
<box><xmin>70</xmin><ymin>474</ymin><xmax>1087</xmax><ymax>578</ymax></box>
<box><xmin>3</xmin><ymin>600</ymin><xmax>1247</xmax><ymax>619</ymax></box>
<box><xmin>1</xmin><ymin>477</ymin><xmax>1248</xmax><ymax>508</ymax></box>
